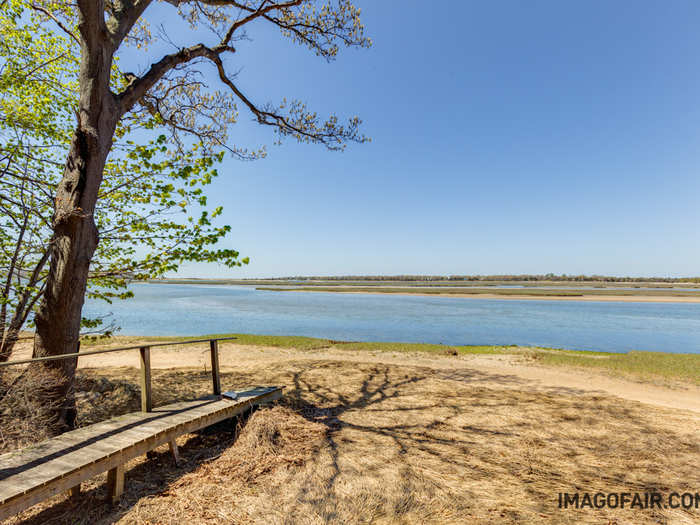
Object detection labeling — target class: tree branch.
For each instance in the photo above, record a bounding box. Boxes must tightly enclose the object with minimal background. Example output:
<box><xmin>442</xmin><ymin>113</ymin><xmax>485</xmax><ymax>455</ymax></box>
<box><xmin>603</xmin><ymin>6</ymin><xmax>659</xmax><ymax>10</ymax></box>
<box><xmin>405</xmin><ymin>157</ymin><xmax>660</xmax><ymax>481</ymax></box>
<box><xmin>76</xmin><ymin>0</ymin><xmax>109</xmax><ymax>47</ymax></box>
<box><xmin>30</xmin><ymin>4</ymin><xmax>80</xmax><ymax>44</ymax></box>
<box><xmin>117</xmin><ymin>43</ymin><xmax>235</xmax><ymax>113</ymax></box>
<box><xmin>221</xmin><ymin>0</ymin><xmax>302</xmax><ymax>44</ymax></box>
<box><xmin>115</xmin><ymin>0</ymin><xmax>366</xmax><ymax>148</ymax></box>
<box><xmin>105</xmin><ymin>0</ymin><xmax>154</xmax><ymax>48</ymax></box>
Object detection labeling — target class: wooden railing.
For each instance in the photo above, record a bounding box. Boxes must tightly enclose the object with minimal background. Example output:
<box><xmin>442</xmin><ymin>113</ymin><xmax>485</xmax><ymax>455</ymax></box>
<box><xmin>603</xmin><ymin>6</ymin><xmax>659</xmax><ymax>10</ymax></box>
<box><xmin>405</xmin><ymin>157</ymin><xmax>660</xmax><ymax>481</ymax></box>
<box><xmin>0</xmin><ymin>337</ymin><xmax>236</xmax><ymax>413</ymax></box>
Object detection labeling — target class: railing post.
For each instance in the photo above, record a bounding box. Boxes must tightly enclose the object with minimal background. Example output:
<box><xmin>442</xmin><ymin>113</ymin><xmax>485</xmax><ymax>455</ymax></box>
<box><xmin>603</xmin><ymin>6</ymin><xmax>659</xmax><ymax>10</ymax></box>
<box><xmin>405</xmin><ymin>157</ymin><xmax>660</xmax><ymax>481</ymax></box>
<box><xmin>210</xmin><ymin>340</ymin><xmax>221</xmax><ymax>396</ymax></box>
<box><xmin>139</xmin><ymin>346</ymin><xmax>152</xmax><ymax>412</ymax></box>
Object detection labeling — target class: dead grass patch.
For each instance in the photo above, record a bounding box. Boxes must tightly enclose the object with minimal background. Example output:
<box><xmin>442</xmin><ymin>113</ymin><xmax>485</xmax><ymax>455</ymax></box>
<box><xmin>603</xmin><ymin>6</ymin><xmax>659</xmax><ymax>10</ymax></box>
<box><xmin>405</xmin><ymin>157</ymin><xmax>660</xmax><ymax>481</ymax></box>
<box><xmin>0</xmin><ymin>367</ymin><xmax>70</xmax><ymax>452</ymax></box>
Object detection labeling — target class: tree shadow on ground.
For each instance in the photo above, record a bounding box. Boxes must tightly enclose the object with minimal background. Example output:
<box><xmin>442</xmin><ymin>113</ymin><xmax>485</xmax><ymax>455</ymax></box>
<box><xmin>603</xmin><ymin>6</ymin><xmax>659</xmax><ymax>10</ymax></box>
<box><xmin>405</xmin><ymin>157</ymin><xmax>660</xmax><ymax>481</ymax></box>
<box><xmin>256</xmin><ymin>360</ymin><xmax>700</xmax><ymax>524</ymax></box>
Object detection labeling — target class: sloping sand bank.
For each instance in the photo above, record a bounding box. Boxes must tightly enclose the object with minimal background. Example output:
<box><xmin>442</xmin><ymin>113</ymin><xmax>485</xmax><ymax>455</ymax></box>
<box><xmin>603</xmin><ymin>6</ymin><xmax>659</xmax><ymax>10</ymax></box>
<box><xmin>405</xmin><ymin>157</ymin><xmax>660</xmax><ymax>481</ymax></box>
<box><xmin>73</xmin><ymin>342</ymin><xmax>700</xmax><ymax>415</ymax></box>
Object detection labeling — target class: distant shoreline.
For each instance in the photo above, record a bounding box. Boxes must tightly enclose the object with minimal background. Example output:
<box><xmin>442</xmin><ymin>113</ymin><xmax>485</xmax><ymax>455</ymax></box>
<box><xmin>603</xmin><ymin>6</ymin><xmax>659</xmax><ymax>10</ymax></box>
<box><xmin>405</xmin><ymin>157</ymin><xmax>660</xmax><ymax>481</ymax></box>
<box><xmin>150</xmin><ymin>278</ymin><xmax>700</xmax><ymax>289</ymax></box>
<box><xmin>144</xmin><ymin>278</ymin><xmax>700</xmax><ymax>303</ymax></box>
<box><xmin>257</xmin><ymin>288</ymin><xmax>700</xmax><ymax>303</ymax></box>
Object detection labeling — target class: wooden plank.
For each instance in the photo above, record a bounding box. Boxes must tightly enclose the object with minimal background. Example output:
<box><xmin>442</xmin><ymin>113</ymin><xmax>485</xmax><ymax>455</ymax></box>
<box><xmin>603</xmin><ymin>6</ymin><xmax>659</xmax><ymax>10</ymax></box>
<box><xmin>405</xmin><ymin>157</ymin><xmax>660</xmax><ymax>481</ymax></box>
<box><xmin>0</xmin><ymin>395</ymin><xmax>267</xmax><ymax>488</ymax></box>
<box><xmin>2</xmin><ymin>388</ymin><xmax>278</xmax><ymax>471</ymax></box>
<box><xmin>210</xmin><ymin>340</ymin><xmax>221</xmax><ymax>396</ymax></box>
<box><xmin>69</xmin><ymin>484</ymin><xmax>80</xmax><ymax>501</ymax></box>
<box><xmin>0</xmin><ymin>387</ymin><xmax>282</xmax><ymax>521</ymax></box>
<box><xmin>139</xmin><ymin>346</ymin><xmax>152</xmax><ymax>412</ymax></box>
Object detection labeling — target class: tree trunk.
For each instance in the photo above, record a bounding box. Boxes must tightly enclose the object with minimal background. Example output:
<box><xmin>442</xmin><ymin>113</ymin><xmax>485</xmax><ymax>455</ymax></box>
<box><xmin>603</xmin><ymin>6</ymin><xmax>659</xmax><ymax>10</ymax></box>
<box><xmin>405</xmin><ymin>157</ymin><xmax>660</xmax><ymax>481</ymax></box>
<box><xmin>0</xmin><ymin>297</ymin><xmax>41</xmax><ymax>362</ymax></box>
<box><xmin>0</xmin><ymin>329</ymin><xmax>20</xmax><ymax>363</ymax></box>
<box><xmin>30</xmin><ymin>35</ymin><xmax>119</xmax><ymax>433</ymax></box>
<box><xmin>0</xmin><ymin>250</ymin><xmax>50</xmax><ymax>363</ymax></box>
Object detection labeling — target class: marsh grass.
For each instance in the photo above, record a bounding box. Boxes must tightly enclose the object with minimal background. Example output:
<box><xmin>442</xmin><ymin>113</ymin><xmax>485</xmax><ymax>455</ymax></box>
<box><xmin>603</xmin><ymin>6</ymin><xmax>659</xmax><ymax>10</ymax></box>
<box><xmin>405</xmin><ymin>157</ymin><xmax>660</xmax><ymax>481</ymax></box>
<box><xmin>534</xmin><ymin>349</ymin><xmax>700</xmax><ymax>385</ymax></box>
<box><xmin>80</xmin><ymin>333</ymin><xmax>509</xmax><ymax>356</ymax></box>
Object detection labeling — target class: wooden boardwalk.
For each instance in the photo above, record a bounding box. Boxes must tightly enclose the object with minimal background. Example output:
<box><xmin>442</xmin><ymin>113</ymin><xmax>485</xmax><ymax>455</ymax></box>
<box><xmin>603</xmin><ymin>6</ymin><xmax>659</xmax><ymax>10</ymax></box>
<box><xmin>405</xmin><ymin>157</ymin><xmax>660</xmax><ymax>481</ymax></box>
<box><xmin>0</xmin><ymin>386</ymin><xmax>283</xmax><ymax>521</ymax></box>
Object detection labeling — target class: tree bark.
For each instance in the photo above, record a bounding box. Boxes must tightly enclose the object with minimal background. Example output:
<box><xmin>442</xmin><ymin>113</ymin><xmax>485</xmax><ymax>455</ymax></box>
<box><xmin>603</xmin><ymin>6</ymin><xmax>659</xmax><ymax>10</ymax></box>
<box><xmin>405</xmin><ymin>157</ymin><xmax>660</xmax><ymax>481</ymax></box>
<box><xmin>30</xmin><ymin>31</ymin><xmax>119</xmax><ymax>432</ymax></box>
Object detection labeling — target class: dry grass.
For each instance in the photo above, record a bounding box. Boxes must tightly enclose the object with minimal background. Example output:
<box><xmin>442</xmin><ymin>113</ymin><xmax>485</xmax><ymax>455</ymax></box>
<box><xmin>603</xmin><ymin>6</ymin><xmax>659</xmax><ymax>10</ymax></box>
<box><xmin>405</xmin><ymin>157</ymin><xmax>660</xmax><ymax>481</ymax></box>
<box><xmin>0</xmin><ymin>368</ymin><xmax>69</xmax><ymax>451</ymax></box>
<box><xmin>5</xmin><ymin>357</ymin><xmax>700</xmax><ymax>525</ymax></box>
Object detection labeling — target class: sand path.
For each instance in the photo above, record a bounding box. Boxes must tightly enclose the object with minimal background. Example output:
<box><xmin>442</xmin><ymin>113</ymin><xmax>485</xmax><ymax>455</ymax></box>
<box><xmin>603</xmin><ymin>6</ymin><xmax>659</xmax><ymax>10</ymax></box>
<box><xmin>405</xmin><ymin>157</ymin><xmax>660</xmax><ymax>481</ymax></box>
<box><xmin>61</xmin><ymin>342</ymin><xmax>700</xmax><ymax>416</ymax></box>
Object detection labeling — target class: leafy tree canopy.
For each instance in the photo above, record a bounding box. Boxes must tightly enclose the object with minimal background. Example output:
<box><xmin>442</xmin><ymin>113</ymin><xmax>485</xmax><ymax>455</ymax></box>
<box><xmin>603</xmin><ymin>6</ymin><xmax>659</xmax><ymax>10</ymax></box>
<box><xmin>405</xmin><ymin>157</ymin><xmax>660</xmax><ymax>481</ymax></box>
<box><xmin>0</xmin><ymin>0</ymin><xmax>369</xmax><ymax>353</ymax></box>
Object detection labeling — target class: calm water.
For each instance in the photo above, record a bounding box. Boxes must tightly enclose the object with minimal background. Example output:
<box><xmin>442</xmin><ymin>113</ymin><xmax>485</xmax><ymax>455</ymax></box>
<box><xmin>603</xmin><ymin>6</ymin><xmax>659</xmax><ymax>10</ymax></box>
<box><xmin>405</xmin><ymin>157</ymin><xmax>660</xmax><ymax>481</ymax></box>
<box><xmin>83</xmin><ymin>283</ymin><xmax>700</xmax><ymax>354</ymax></box>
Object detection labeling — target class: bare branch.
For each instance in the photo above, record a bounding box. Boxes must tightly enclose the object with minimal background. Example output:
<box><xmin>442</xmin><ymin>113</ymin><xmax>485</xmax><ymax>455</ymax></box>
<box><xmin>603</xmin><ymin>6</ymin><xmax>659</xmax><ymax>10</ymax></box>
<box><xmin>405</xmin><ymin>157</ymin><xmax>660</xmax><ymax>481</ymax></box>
<box><xmin>221</xmin><ymin>0</ymin><xmax>302</xmax><ymax>44</ymax></box>
<box><xmin>30</xmin><ymin>4</ymin><xmax>80</xmax><ymax>44</ymax></box>
<box><xmin>207</xmin><ymin>52</ymin><xmax>364</xmax><ymax>149</ymax></box>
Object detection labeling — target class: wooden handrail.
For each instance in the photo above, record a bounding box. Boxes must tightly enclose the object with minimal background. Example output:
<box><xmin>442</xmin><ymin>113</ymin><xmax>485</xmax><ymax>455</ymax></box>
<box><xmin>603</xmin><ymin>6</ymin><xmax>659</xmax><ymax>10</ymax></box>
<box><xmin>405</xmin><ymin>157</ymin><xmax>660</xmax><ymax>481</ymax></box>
<box><xmin>0</xmin><ymin>337</ymin><xmax>235</xmax><ymax>412</ymax></box>
<box><xmin>0</xmin><ymin>337</ymin><xmax>237</xmax><ymax>368</ymax></box>
<box><xmin>139</xmin><ymin>346</ymin><xmax>152</xmax><ymax>412</ymax></box>
<box><xmin>209</xmin><ymin>340</ymin><xmax>221</xmax><ymax>396</ymax></box>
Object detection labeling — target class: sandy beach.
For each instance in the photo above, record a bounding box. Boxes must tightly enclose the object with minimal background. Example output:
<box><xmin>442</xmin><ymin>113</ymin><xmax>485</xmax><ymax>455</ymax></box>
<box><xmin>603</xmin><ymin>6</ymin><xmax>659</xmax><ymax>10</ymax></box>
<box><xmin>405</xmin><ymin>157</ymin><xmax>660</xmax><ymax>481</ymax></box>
<box><xmin>282</xmin><ymin>289</ymin><xmax>700</xmax><ymax>303</ymax></box>
<box><xmin>82</xmin><ymin>341</ymin><xmax>700</xmax><ymax>413</ymax></box>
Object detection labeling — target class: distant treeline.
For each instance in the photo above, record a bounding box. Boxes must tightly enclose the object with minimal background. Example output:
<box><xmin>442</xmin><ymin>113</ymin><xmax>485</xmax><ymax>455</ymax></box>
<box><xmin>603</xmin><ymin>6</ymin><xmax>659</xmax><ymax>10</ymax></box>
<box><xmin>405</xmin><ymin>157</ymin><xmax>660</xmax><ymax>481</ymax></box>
<box><xmin>263</xmin><ymin>274</ymin><xmax>700</xmax><ymax>283</ymax></box>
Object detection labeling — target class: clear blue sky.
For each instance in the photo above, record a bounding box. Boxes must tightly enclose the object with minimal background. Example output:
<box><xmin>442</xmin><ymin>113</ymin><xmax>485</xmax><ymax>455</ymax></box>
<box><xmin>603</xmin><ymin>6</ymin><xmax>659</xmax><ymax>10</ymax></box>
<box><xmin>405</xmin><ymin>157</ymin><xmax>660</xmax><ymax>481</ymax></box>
<box><xmin>130</xmin><ymin>1</ymin><xmax>700</xmax><ymax>278</ymax></box>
